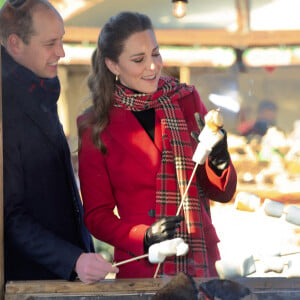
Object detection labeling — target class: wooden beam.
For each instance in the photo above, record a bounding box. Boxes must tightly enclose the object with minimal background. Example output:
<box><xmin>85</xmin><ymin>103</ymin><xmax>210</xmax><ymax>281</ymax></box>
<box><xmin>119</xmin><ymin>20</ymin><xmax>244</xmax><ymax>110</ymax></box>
<box><xmin>64</xmin><ymin>26</ymin><xmax>300</xmax><ymax>47</ymax></box>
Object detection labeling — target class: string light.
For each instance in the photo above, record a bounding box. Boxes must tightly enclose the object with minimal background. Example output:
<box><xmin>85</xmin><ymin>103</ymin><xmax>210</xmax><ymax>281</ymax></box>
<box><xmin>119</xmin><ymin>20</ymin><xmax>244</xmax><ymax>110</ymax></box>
<box><xmin>172</xmin><ymin>0</ymin><xmax>188</xmax><ymax>18</ymax></box>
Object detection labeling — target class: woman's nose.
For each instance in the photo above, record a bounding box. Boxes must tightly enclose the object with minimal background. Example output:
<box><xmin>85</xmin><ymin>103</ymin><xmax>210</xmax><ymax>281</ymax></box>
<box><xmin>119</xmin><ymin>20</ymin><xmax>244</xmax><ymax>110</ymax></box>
<box><xmin>149</xmin><ymin>62</ymin><xmax>156</xmax><ymax>71</ymax></box>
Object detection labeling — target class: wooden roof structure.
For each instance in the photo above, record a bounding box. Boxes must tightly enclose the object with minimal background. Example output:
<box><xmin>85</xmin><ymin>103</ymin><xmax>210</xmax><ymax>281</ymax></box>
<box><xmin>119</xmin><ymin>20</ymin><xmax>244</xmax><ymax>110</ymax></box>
<box><xmin>50</xmin><ymin>0</ymin><xmax>300</xmax><ymax>47</ymax></box>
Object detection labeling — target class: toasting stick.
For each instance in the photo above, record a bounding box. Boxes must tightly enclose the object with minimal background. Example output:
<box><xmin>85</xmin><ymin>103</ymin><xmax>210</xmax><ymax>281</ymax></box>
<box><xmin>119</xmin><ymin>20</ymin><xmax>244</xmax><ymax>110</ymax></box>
<box><xmin>112</xmin><ymin>238</ymin><xmax>189</xmax><ymax>267</ymax></box>
<box><xmin>177</xmin><ymin>109</ymin><xmax>224</xmax><ymax>214</ymax></box>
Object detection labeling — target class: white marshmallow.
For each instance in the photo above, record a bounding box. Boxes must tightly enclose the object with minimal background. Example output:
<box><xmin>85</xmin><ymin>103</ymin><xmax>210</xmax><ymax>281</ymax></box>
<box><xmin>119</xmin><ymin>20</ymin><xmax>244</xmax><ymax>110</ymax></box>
<box><xmin>192</xmin><ymin>126</ymin><xmax>224</xmax><ymax>164</ymax></box>
<box><xmin>148</xmin><ymin>238</ymin><xmax>189</xmax><ymax>264</ymax></box>
<box><xmin>285</xmin><ymin>205</ymin><xmax>300</xmax><ymax>226</ymax></box>
<box><xmin>176</xmin><ymin>241</ymin><xmax>189</xmax><ymax>256</ymax></box>
<box><xmin>263</xmin><ymin>199</ymin><xmax>284</xmax><ymax>218</ymax></box>
<box><xmin>215</xmin><ymin>255</ymin><xmax>256</xmax><ymax>279</ymax></box>
<box><xmin>263</xmin><ymin>200</ymin><xmax>300</xmax><ymax>226</ymax></box>
<box><xmin>158</xmin><ymin>238</ymin><xmax>184</xmax><ymax>256</ymax></box>
<box><xmin>192</xmin><ymin>142</ymin><xmax>212</xmax><ymax>165</ymax></box>
<box><xmin>263</xmin><ymin>256</ymin><xmax>285</xmax><ymax>273</ymax></box>
<box><xmin>148</xmin><ymin>243</ymin><xmax>166</xmax><ymax>264</ymax></box>
<box><xmin>234</xmin><ymin>192</ymin><xmax>261</xmax><ymax>212</ymax></box>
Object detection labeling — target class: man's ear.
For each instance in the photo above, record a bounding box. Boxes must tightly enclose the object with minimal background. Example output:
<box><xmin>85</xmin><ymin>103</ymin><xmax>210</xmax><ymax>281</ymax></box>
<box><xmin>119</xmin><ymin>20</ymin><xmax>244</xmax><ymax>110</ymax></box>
<box><xmin>105</xmin><ymin>57</ymin><xmax>119</xmax><ymax>77</ymax></box>
<box><xmin>7</xmin><ymin>33</ymin><xmax>23</xmax><ymax>56</ymax></box>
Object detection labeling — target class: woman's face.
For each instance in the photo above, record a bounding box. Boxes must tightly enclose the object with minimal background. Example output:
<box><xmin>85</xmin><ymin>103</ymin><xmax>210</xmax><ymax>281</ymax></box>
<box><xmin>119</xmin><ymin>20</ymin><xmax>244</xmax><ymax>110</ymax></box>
<box><xmin>106</xmin><ymin>29</ymin><xmax>163</xmax><ymax>94</ymax></box>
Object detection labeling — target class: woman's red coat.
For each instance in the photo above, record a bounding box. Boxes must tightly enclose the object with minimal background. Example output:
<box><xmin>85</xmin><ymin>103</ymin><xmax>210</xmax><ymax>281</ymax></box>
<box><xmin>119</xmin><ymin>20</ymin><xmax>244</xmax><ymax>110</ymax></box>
<box><xmin>78</xmin><ymin>89</ymin><xmax>237</xmax><ymax>278</ymax></box>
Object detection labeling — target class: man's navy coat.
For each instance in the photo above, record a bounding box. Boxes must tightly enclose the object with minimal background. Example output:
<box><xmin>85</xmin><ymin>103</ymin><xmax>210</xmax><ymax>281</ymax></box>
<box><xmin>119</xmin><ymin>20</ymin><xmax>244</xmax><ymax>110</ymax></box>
<box><xmin>2</xmin><ymin>47</ymin><xmax>93</xmax><ymax>281</ymax></box>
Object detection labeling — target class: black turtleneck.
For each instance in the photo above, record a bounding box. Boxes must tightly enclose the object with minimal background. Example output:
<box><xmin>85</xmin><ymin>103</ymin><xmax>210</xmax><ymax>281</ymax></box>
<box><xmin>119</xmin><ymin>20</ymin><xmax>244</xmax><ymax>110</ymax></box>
<box><xmin>132</xmin><ymin>109</ymin><xmax>155</xmax><ymax>141</ymax></box>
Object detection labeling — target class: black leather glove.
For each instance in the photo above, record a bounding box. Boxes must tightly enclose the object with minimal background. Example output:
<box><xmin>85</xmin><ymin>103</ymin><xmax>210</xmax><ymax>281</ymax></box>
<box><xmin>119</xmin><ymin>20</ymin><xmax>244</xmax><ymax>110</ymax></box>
<box><xmin>144</xmin><ymin>216</ymin><xmax>184</xmax><ymax>251</ymax></box>
<box><xmin>191</xmin><ymin>112</ymin><xmax>230</xmax><ymax>176</ymax></box>
<box><xmin>191</xmin><ymin>112</ymin><xmax>205</xmax><ymax>143</ymax></box>
<box><xmin>208</xmin><ymin>129</ymin><xmax>230</xmax><ymax>175</ymax></box>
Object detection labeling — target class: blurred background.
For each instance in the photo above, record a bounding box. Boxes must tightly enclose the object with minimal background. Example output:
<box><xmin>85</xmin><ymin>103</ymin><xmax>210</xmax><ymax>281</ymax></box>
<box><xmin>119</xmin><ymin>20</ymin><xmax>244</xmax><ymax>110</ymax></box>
<box><xmin>43</xmin><ymin>0</ymin><xmax>300</xmax><ymax>139</ymax></box>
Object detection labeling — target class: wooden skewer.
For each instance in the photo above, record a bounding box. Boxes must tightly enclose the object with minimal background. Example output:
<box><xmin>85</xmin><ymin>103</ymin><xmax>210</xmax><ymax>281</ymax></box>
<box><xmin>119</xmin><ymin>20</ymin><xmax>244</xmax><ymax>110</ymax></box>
<box><xmin>153</xmin><ymin>262</ymin><xmax>161</xmax><ymax>278</ymax></box>
<box><xmin>112</xmin><ymin>253</ymin><xmax>149</xmax><ymax>267</ymax></box>
<box><xmin>153</xmin><ymin>162</ymin><xmax>200</xmax><ymax>278</ymax></box>
<box><xmin>279</xmin><ymin>250</ymin><xmax>300</xmax><ymax>257</ymax></box>
<box><xmin>176</xmin><ymin>162</ymin><xmax>200</xmax><ymax>215</ymax></box>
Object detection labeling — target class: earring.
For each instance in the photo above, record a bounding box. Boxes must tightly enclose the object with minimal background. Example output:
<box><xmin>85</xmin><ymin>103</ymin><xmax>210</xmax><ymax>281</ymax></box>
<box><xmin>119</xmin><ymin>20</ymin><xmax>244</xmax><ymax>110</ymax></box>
<box><xmin>115</xmin><ymin>74</ymin><xmax>119</xmax><ymax>81</ymax></box>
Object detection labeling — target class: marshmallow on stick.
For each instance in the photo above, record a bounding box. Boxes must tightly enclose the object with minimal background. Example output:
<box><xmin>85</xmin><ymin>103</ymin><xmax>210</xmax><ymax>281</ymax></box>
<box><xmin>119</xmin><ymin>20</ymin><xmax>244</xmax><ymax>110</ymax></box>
<box><xmin>148</xmin><ymin>238</ymin><xmax>189</xmax><ymax>264</ymax></box>
<box><xmin>234</xmin><ymin>192</ymin><xmax>261</xmax><ymax>212</ymax></box>
<box><xmin>215</xmin><ymin>251</ymin><xmax>300</xmax><ymax>279</ymax></box>
<box><xmin>215</xmin><ymin>255</ymin><xmax>256</xmax><ymax>279</ymax></box>
<box><xmin>192</xmin><ymin>109</ymin><xmax>224</xmax><ymax>164</ymax></box>
<box><xmin>113</xmin><ymin>238</ymin><xmax>189</xmax><ymax>267</ymax></box>
<box><xmin>263</xmin><ymin>199</ymin><xmax>300</xmax><ymax>226</ymax></box>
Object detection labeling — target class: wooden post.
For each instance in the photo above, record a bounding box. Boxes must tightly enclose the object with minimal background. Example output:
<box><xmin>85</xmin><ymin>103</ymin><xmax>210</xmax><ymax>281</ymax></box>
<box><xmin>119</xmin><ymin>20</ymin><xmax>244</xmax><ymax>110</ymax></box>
<box><xmin>236</xmin><ymin>0</ymin><xmax>250</xmax><ymax>34</ymax></box>
<box><xmin>0</xmin><ymin>46</ymin><xmax>5</xmax><ymax>300</ymax></box>
<box><xmin>179</xmin><ymin>66</ymin><xmax>190</xmax><ymax>85</ymax></box>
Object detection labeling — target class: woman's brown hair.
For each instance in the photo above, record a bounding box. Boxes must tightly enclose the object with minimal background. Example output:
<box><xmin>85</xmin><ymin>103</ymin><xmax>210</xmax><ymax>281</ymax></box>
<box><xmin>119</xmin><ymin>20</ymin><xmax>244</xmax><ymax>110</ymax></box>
<box><xmin>78</xmin><ymin>11</ymin><xmax>153</xmax><ymax>154</ymax></box>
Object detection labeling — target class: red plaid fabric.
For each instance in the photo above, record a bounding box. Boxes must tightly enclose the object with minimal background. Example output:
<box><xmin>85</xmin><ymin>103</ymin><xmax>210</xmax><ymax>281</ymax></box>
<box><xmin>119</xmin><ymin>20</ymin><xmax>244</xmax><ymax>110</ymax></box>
<box><xmin>114</xmin><ymin>76</ymin><xmax>209</xmax><ymax>277</ymax></box>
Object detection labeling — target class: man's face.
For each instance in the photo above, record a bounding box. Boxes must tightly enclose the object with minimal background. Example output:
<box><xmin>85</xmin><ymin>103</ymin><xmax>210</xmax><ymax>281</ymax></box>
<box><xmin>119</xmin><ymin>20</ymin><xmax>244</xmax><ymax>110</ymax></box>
<box><xmin>17</xmin><ymin>8</ymin><xmax>65</xmax><ymax>78</ymax></box>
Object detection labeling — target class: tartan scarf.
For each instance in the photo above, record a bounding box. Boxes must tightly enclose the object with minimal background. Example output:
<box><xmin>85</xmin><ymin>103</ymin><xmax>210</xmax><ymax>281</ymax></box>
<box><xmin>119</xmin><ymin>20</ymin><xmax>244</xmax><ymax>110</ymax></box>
<box><xmin>114</xmin><ymin>76</ymin><xmax>209</xmax><ymax>277</ymax></box>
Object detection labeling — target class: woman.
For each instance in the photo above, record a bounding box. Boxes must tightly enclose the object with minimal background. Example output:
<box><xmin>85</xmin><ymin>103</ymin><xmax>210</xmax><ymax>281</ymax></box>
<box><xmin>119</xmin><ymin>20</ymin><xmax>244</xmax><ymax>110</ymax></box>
<box><xmin>78</xmin><ymin>11</ymin><xmax>237</xmax><ymax>279</ymax></box>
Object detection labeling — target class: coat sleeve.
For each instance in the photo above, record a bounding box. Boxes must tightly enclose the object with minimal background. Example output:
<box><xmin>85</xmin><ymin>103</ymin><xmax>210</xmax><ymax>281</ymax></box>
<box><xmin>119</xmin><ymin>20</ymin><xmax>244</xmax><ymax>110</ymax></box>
<box><xmin>78</xmin><ymin>128</ymin><xmax>147</xmax><ymax>257</ymax></box>
<box><xmin>181</xmin><ymin>89</ymin><xmax>237</xmax><ymax>203</ymax></box>
<box><xmin>4</xmin><ymin>114</ymin><xmax>83</xmax><ymax>281</ymax></box>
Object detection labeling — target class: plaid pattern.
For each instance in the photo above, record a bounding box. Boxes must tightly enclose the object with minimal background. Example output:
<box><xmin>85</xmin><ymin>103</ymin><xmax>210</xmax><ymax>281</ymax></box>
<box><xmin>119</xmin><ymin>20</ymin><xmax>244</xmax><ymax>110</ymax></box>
<box><xmin>114</xmin><ymin>76</ymin><xmax>209</xmax><ymax>277</ymax></box>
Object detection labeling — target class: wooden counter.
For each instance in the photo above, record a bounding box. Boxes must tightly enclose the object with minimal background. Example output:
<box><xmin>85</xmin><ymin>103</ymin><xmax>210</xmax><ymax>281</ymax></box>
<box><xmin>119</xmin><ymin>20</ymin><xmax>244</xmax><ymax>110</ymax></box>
<box><xmin>5</xmin><ymin>277</ymin><xmax>300</xmax><ymax>299</ymax></box>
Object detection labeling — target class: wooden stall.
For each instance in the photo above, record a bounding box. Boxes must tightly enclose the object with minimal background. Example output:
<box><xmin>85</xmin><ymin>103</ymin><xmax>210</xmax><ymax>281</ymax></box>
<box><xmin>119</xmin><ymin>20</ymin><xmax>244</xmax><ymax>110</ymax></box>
<box><xmin>4</xmin><ymin>277</ymin><xmax>300</xmax><ymax>300</ymax></box>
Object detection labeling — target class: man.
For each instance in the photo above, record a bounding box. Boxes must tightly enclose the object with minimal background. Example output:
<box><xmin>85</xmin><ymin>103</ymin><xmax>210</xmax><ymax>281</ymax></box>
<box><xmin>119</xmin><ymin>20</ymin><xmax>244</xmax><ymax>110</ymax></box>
<box><xmin>238</xmin><ymin>100</ymin><xmax>278</xmax><ymax>137</ymax></box>
<box><xmin>0</xmin><ymin>0</ymin><xmax>118</xmax><ymax>282</ymax></box>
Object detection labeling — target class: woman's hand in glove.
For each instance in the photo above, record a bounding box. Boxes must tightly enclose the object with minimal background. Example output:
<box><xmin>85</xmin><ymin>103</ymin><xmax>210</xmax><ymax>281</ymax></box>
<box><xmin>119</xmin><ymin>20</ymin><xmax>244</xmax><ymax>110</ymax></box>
<box><xmin>144</xmin><ymin>216</ymin><xmax>184</xmax><ymax>251</ymax></box>
<box><xmin>208</xmin><ymin>129</ymin><xmax>230</xmax><ymax>174</ymax></box>
<box><xmin>191</xmin><ymin>112</ymin><xmax>230</xmax><ymax>175</ymax></box>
